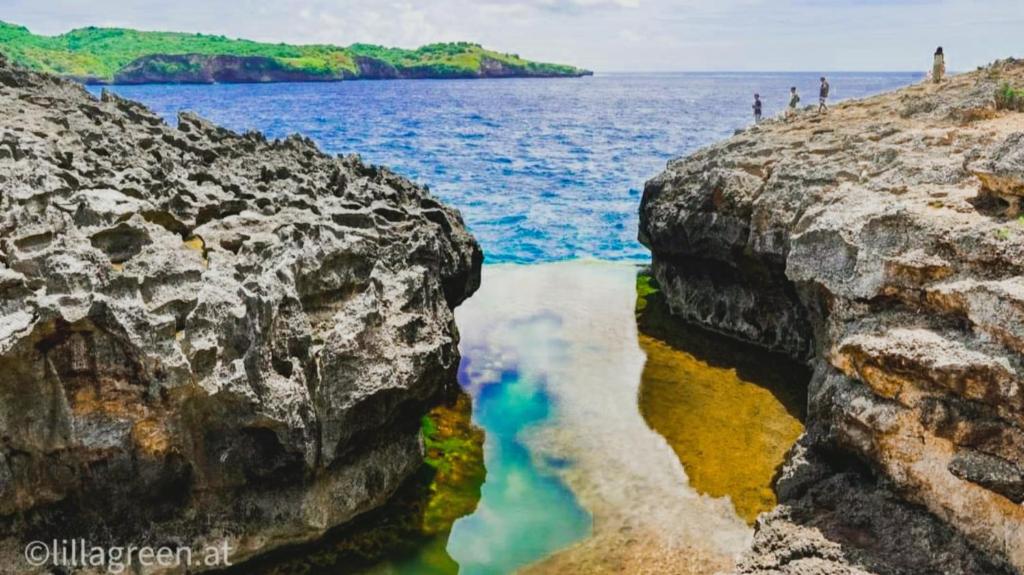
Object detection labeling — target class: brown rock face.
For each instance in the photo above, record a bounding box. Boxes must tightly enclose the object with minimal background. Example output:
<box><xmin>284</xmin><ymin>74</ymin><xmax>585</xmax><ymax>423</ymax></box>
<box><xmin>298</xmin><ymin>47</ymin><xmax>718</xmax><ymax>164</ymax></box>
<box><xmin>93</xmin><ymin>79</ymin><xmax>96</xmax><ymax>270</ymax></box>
<box><xmin>113</xmin><ymin>54</ymin><xmax>355</xmax><ymax>84</ymax></box>
<box><xmin>108</xmin><ymin>53</ymin><xmax>593</xmax><ymax>84</ymax></box>
<box><xmin>0</xmin><ymin>56</ymin><xmax>481</xmax><ymax>571</ymax></box>
<box><xmin>640</xmin><ymin>59</ymin><xmax>1024</xmax><ymax>573</ymax></box>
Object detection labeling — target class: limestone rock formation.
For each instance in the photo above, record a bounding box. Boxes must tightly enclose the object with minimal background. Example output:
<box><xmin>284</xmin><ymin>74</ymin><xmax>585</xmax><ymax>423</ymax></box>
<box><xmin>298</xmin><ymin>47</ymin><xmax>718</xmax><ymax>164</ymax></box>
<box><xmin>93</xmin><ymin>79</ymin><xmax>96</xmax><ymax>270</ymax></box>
<box><xmin>0</xmin><ymin>55</ymin><xmax>481</xmax><ymax>572</ymax></box>
<box><xmin>640</xmin><ymin>59</ymin><xmax>1024</xmax><ymax>573</ymax></box>
<box><xmin>970</xmin><ymin>130</ymin><xmax>1024</xmax><ymax>217</ymax></box>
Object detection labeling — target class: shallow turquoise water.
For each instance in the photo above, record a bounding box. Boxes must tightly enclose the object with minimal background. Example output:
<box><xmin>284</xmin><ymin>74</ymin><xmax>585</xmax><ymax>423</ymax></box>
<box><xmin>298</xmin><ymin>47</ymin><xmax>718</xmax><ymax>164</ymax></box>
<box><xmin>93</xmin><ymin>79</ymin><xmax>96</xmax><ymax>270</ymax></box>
<box><xmin>446</xmin><ymin>365</ymin><xmax>590</xmax><ymax>574</ymax></box>
<box><xmin>351</xmin><ymin>313</ymin><xmax>592</xmax><ymax>575</ymax></box>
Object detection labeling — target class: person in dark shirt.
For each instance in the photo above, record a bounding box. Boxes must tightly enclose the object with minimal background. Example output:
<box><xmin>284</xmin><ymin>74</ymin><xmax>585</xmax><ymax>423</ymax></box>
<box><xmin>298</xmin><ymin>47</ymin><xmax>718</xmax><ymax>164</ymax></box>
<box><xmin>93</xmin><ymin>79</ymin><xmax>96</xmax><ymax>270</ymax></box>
<box><xmin>753</xmin><ymin>93</ymin><xmax>763</xmax><ymax>123</ymax></box>
<box><xmin>787</xmin><ymin>87</ymin><xmax>800</xmax><ymax>118</ymax></box>
<box><xmin>819</xmin><ymin>77</ymin><xmax>830</xmax><ymax>113</ymax></box>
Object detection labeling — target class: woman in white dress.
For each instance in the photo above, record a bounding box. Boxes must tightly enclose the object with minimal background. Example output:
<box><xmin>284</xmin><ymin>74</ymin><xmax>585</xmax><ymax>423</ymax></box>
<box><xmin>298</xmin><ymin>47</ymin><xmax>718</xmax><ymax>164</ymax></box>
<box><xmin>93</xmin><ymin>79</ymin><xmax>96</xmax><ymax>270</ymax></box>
<box><xmin>932</xmin><ymin>47</ymin><xmax>946</xmax><ymax>84</ymax></box>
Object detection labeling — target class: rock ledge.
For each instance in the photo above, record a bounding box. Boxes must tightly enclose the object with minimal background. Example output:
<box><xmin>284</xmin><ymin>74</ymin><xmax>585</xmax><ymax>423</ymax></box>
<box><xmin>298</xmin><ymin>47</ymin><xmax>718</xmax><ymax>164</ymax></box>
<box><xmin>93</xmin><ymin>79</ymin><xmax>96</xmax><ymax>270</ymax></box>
<box><xmin>0</xmin><ymin>56</ymin><xmax>481</xmax><ymax>571</ymax></box>
<box><xmin>641</xmin><ymin>59</ymin><xmax>1024</xmax><ymax>573</ymax></box>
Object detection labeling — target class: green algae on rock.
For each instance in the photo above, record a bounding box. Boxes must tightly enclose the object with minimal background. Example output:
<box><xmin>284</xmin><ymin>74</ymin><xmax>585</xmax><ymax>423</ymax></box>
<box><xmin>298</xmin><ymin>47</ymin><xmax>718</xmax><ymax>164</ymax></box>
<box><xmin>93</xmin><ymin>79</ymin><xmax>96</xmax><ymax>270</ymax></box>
<box><xmin>216</xmin><ymin>390</ymin><xmax>485</xmax><ymax>575</ymax></box>
<box><xmin>635</xmin><ymin>272</ymin><xmax>808</xmax><ymax>524</ymax></box>
<box><xmin>420</xmin><ymin>393</ymin><xmax>487</xmax><ymax>537</ymax></box>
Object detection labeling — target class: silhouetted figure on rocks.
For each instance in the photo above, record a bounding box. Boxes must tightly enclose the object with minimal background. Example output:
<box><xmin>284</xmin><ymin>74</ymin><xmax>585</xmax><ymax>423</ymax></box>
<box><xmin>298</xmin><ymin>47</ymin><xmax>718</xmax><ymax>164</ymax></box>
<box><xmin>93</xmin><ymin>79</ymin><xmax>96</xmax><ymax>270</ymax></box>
<box><xmin>819</xmin><ymin>77</ymin><xmax>830</xmax><ymax>113</ymax></box>
<box><xmin>753</xmin><ymin>93</ymin><xmax>763</xmax><ymax>123</ymax></box>
<box><xmin>933</xmin><ymin>47</ymin><xmax>946</xmax><ymax>83</ymax></box>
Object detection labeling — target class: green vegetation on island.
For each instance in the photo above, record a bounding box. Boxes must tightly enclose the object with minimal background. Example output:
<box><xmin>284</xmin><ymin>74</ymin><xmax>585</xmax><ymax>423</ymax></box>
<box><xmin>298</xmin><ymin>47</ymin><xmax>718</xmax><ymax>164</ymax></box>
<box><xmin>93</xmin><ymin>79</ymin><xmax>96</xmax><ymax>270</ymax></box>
<box><xmin>0</xmin><ymin>20</ymin><xmax>590</xmax><ymax>83</ymax></box>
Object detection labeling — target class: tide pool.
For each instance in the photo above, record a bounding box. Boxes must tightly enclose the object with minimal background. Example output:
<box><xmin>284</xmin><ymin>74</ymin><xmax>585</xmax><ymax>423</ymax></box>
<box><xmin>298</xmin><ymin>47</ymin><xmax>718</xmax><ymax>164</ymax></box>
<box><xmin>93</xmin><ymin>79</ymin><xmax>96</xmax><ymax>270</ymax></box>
<box><xmin>209</xmin><ymin>262</ymin><xmax>813</xmax><ymax>574</ymax></box>
<box><xmin>450</xmin><ymin>262</ymin><xmax>752</xmax><ymax>574</ymax></box>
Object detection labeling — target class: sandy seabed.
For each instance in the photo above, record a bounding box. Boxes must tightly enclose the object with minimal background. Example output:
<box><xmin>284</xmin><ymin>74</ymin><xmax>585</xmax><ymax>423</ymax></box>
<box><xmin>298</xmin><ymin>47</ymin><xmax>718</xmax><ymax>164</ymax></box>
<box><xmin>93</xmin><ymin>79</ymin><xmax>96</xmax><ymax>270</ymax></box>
<box><xmin>454</xmin><ymin>261</ymin><xmax>753</xmax><ymax>574</ymax></box>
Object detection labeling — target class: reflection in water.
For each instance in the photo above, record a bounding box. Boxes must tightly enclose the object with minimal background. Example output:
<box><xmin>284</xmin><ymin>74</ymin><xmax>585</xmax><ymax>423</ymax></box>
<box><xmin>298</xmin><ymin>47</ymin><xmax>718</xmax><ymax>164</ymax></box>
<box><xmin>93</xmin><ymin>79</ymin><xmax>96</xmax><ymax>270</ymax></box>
<box><xmin>455</xmin><ymin>262</ymin><xmax>749</xmax><ymax>574</ymax></box>
<box><xmin>446</xmin><ymin>341</ymin><xmax>592</xmax><ymax>574</ymax></box>
<box><xmin>635</xmin><ymin>273</ymin><xmax>809</xmax><ymax>524</ymax></box>
<box><xmin>359</xmin><ymin>392</ymin><xmax>488</xmax><ymax>575</ymax></box>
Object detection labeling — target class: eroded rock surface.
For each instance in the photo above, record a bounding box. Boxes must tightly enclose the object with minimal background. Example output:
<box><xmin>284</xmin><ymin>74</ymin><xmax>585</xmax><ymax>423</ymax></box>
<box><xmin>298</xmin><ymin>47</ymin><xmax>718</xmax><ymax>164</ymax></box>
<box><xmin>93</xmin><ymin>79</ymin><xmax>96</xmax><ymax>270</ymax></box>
<box><xmin>0</xmin><ymin>55</ymin><xmax>481</xmax><ymax>571</ymax></box>
<box><xmin>640</xmin><ymin>59</ymin><xmax>1024</xmax><ymax>573</ymax></box>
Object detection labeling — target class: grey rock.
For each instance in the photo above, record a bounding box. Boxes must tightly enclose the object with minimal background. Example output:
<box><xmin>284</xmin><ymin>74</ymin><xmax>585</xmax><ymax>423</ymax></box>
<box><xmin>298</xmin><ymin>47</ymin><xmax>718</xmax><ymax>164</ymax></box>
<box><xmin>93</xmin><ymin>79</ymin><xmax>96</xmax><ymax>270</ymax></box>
<box><xmin>738</xmin><ymin>447</ymin><xmax>1010</xmax><ymax>575</ymax></box>
<box><xmin>949</xmin><ymin>450</ymin><xmax>1024</xmax><ymax>504</ymax></box>
<box><xmin>0</xmin><ymin>55</ymin><xmax>481</xmax><ymax>572</ymax></box>
<box><xmin>640</xmin><ymin>60</ymin><xmax>1024</xmax><ymax>572</ymax></box>
<box><xmin>970</xmin><ymin>131</ymin><xmax>1024</xmax><ymax>216</ymax></box>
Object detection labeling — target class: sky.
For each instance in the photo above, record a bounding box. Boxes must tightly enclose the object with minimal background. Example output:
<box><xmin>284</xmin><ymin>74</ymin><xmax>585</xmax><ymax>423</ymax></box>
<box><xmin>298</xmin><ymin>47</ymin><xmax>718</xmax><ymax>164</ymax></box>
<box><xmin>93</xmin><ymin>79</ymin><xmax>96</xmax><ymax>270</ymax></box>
<box><xmin>3</xmin><ymin>0</ymin><xmax>1022</xmax><ymax>72</ymax></box>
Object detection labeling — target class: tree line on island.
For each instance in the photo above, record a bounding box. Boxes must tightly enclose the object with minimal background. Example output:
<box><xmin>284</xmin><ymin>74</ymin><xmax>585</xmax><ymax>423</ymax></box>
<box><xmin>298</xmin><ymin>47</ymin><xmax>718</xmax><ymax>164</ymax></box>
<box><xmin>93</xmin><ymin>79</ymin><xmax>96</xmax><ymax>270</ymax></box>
<box><xmin>0</xmin><ymin>20</ymin><xmax>592</xmax><ymax>84</ymax></box>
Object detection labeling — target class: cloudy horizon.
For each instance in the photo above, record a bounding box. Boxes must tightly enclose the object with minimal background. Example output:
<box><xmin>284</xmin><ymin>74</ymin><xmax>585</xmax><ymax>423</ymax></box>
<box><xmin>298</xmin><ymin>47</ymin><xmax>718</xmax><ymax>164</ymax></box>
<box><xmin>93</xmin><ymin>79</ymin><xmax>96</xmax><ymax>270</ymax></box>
<box><xmin>3</xmin><ymin>0</ymin><xmax>1022</xmax><ymax>72</ymax></box>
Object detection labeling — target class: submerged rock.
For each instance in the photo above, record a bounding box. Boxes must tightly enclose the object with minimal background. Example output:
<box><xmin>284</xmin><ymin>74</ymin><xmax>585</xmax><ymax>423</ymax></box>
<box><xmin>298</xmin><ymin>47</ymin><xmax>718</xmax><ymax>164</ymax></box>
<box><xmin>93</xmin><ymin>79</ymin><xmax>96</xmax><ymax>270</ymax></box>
<box><xmin>0</xmin><ymin>55</ymin><xmax>481</xmax><ymax>571</ymax></box>
<box><xmin>640</xmin><ymin>59</ymin><xmax>1024</xmax><ymax>573</ymax></box>
<box><xmin>634</xmin><ymin>272</ymin><xmax>808</xmax><ymax>525</ymax></box>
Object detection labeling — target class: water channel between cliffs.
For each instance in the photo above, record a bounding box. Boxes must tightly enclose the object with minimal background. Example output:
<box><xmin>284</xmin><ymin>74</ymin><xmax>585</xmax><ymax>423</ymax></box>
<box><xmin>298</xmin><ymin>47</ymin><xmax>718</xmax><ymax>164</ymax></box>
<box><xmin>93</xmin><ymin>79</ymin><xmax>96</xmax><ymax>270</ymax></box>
<box><xmin>442</xmin><ymin>261</ymin><xmax>809</xmax><ymax>574</ymax></box>
<box><xmin>84</xmin><ymin>73</ymin><xmax>913</xmax><ymax>575</ymax></box>
<box><xmin>218</xmin><ymin>260</ymin><xmax>809</xmax><ymax>575</ymax></box>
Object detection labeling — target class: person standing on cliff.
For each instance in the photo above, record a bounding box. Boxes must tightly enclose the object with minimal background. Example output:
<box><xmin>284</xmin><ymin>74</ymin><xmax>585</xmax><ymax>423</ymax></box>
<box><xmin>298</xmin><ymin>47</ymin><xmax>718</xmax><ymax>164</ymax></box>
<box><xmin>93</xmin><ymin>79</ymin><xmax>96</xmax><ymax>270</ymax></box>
<box><xmin>818</xmin><ymin>77</ymin><xmax>830</xmax><ymax>113</ymax></box>
<box><xmin>753</xmin><ymin>93</ymin><xmax>763</xmax><ymax>123</ymax></box>
<box><xmin>787</xmin><ymin>87</ymin><xmax>800</xmax><ymax>118</ymax></box>
<box><xmin>932</xmin><ymin>47</ymin><xmax>946</xmax><ymax>83</ymax></box>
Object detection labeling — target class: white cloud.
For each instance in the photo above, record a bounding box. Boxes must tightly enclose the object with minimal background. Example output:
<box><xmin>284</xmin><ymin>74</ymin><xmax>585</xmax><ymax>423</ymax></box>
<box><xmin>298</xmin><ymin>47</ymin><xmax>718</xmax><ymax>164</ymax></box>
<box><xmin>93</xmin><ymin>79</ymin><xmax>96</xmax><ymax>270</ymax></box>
<box><xmin>528</xmin><ymin>0</ymin><xmax>641</xmax><ymax>11</ymax></box>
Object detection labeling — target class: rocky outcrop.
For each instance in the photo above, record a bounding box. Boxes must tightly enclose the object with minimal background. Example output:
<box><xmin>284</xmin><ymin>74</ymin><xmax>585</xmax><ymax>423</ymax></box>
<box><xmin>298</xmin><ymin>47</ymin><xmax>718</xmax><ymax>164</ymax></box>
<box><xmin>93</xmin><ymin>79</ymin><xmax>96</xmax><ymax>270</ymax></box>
<box><xmin>640</xmin><ymin>59</ymin><xmax>1024</xmax><ymax>573</ymax></box>
<box><xmin>354</xmin><ymin>55</ymin><xmax>400</xmax><ymax>80</ymax></box>
<box><xmin>969</xmin><ymin>130</ymin><xmax>1024</xmax><ymax>217</ymax></box>
<box><xmin>108</xmin><ymin>53</ymin><xmax>592</xmax><ymax>85</ymax></box>
<box><xmin>114</xmin><ymin>54</ymin><xmax>355</xmax><ymax>84</ymax></box>
<box><xmin>736</xmin><ymin>441</ymin><xmax>1010</xmax><ymax>575</ymax></box>
<box><xmin>0</xmin><ymin>55</ymin><xmax>481</xmax><ymax>572</ymax></box>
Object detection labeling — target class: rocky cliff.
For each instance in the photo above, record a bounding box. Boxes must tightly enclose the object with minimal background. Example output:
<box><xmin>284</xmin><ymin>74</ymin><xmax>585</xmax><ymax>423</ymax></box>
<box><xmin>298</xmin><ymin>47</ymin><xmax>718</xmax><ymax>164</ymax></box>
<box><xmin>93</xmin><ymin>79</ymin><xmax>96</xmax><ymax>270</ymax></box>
<box><xmin>640</xmin><ymin>60</ymin><xmax>1024</xmax><ymax>574</ymax></box>
<box><xmin>112</xmin><ymin>54</ymin><xmax>351</xmax><ymax>84</ymax></box>
<box><xmin>0</xmin><ymin>55</ymin><xmax>481</xmax><ymax>572</ymax></box>
<box><xmin>111</xmin><ymin>53</ymin><xmax>592</xmax><ymax>84</ymax></box>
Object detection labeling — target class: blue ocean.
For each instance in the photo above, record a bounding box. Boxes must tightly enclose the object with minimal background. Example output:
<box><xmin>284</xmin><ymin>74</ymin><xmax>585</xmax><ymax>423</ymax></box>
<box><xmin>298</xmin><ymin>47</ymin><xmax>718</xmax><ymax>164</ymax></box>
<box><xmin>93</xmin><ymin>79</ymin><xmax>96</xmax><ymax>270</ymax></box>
<box><xmin>99</xmin><ymin>72</ymin><xmax>921</xmax><ymax>574</ymax></box>
<box><xmin>97</xmin><ymin>72</ymin><xmax>919</xmax><ymax>264</ymax></box>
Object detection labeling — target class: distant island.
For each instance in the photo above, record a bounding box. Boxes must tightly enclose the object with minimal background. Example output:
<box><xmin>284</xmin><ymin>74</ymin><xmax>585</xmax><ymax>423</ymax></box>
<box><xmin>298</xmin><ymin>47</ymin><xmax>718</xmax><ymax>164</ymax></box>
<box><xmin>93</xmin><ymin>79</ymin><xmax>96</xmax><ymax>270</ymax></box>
<box><xmin>0</xmin><ymin>20</ymin><xmax>592</xmax><ymax>84</ymax></box>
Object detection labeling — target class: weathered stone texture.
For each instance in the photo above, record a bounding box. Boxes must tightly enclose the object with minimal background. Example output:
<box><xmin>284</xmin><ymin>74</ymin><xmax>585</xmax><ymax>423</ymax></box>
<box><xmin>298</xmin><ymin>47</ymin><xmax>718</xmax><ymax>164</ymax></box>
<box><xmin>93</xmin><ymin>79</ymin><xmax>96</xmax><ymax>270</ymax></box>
<box><xmin>641</xmin><ymin>59</ymin><xmax>1024</xmax><ymax>573</ymax></box>
<box><xmin>0</xmin><ymin>55</ymin><xmax>481</xmax><ymax>572</ymax></box>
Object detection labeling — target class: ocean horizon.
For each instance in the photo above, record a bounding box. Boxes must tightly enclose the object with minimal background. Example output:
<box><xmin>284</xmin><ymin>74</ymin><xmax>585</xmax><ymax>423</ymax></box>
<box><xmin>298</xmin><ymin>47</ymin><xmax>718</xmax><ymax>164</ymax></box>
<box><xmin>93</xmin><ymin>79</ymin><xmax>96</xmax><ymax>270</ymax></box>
<box><xmin>95</xmin><ymin>71</ymin><xmax>922</xmax><ymax>264</ymax></box>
